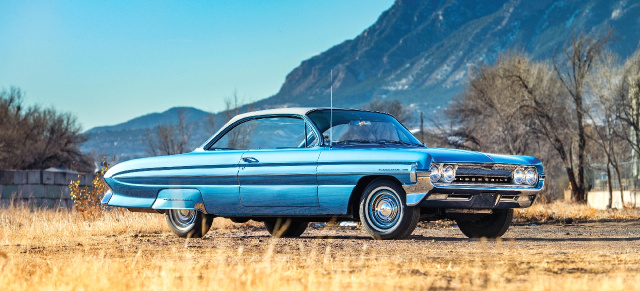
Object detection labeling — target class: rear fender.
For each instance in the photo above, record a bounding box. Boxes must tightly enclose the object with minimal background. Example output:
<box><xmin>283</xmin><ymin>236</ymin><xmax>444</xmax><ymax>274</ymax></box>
<box><xmin>151</xmin><ymin>188</ymin><xmax>208</xmax><ymax>214</ymax></box>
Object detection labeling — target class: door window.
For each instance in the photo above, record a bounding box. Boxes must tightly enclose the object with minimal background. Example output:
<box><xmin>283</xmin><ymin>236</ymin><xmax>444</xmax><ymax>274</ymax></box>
<box><xmin>210</xmin><ymin>117</ymin><xmax>315</xmax><ymax>150</ymax></box>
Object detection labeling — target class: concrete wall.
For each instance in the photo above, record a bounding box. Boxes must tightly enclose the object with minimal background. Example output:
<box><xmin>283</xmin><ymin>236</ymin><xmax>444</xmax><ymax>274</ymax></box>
<box><xmin>587</xmin><ymin>190</ymin><xmax>640</xmax><ymax>210</ymax></box>
<box><xmin>0</xmin><ymin>170</ymin><xmax>95</xmax><ymax>209</ymax></box>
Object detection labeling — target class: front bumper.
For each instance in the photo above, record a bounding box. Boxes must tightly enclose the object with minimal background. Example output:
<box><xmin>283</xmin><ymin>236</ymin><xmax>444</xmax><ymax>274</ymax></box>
<box><xmin>403</xmin><ymin>173</ymin><xmax>545</xmax><ymax>209</ymax></box>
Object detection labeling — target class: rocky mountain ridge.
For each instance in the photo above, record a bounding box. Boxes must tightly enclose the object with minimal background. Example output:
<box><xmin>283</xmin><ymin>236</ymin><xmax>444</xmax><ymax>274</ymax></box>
<box><xmin>83</xmin><ymin>0</ymin><xmax>640</xmax><ymax>160</ymax></box>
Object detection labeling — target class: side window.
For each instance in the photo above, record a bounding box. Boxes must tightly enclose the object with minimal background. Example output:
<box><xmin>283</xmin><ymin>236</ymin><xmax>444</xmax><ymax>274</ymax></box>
<box><xmin>210</xmin><ymin>117</ymin><xmax>311</xmax><ymax>150</ymax></box>
<box><xmin>304</xmin><ymin>122</ymin><xmax>318</xmax><ymax>148</ymax></box>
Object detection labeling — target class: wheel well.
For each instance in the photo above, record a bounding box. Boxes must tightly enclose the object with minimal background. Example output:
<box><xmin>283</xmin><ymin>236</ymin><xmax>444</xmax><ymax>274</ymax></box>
<box><xmin>347</xmin><ymin>175</ymin><xmax>403</xmax><ymax>219</ymax></box>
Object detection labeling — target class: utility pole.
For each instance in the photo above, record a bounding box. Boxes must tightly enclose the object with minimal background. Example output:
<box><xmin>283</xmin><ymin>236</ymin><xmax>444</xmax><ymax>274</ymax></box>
<box><xmin>420</xmin><ymin>111</ymin><xmax>424</xmax><ymax>144</ymax></box>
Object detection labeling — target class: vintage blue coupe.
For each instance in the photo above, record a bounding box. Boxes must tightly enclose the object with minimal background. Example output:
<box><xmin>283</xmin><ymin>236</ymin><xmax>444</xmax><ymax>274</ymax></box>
<box><xmin>102</xmin><ymin>108</ymin><xmax>544</xmax><ymax>240</ymax></box>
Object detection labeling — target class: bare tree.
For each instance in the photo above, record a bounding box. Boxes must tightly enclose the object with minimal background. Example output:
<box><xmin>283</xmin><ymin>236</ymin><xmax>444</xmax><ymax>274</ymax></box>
<box><xmin>219</xmin><ymin>92</ymin><xmax>255</xmax><ymax>149</ymax></box>
<box><xmin>584</xmin><ymin>51</ymin><xmax>628</xmax><ymax>207</ymax></box>
<box><xmin>0</xmin><ymin>87</ymin><xmax>92</xmax><ymax>171</ymax></box>
<box><xmin>553</xmin><ymin>30</ymin><xmax>612</xmax><ymax>202</ymax></box>
<box><xmin>442</xmin><ymin>53</ymin><xmax>551</xmax><ymax>156</ymax></box>
<box><xmin>612</xmin><ymin>48</ymin><xmax>640</xmax><ymax>207</ymax></box>
<box><xmin>143</xmin><ymin>109</ymin><xmax>194</xmax><ymax>156</ymax></box>
<box><xmin>225</xmin><ymin>93</ymin><xmax>244</xmax><ymax>122</ymax></box>
<box><xmin>364</xmin><ymin>98</ymin><xmax>413</xmax><ymax>124</ymax></box>
<box><xmin>438</xmin><ymin>52</ymin><xmax>577</xmax><ymax>201</ymax></box>
<box><xmin>617</xmin><ymin>50</ymin><xmax>640</xmax><ymax>159</ymax></box>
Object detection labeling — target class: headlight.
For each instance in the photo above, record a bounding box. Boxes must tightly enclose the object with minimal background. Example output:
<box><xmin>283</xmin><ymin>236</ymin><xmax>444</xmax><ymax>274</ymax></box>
<box><xmin>442</xmin><ymin>165</ymin><xmax>456</xmax><ymax>183</ymax></box>
<box><xmin>429</xmin><ymin>164</ymin><xmax>441</xmax><ymax>182</ymax></box>
<box><xmin>524</xmin><ymin>168</ymin><xmax>537</xmax><ymax>185</ymax></box>
<box><xmin>513</xmin><ymin>168</ymin><xmax>525</xmax><ymax>185</ymax></box>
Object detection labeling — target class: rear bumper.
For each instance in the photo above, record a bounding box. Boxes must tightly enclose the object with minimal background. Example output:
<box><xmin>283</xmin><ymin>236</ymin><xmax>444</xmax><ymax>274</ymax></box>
<box><xmin>403</xmin><ymin>174</ymin><xmax>544</xmax><ymax>209</ymax></box>
<box><xmin>101</xmin><ymin>188</ymin><xmax>208</xmax><ymax>214</ymax></box>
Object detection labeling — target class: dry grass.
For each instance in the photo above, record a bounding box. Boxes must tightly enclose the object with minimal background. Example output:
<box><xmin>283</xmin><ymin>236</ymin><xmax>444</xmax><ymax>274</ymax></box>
<box><xmin>1</xmin><ymin>202</ymin><xmax>639</xmax><ymax>290</ymax></box>
<box><xmin>515</xmin><ymin>201</ymin><xmax>640</xmax><ymax>223</ymax></box>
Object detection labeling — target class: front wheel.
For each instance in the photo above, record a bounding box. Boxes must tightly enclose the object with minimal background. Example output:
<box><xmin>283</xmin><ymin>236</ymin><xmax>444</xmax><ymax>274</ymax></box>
<box><xmin>456</xmin><ymin>209</ymin><xmax>513</xmax><ymax>238</ymax></box>
<box><xmin>359</xmin><ymin>179</ymin><xmax>420</xmax><ymax>240</ymax></box>
<box><xmin>165</xmin><ymin>209</ymin><xmax>213</xmax><ymax>238</ymax></box>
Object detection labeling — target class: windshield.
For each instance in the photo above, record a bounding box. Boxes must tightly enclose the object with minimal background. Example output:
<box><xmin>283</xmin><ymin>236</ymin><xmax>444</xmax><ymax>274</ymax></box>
<box><xmin>307</xmin><ymin>109</ymin><xmax>423</xmax><ymax>147</ymax></box>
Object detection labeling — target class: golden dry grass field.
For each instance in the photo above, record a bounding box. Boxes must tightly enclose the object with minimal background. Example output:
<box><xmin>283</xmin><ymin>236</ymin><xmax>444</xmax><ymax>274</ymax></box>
<box><xmin>1</xmin><ymin>202</ymin><xmax>640</xmax><ymax>290</ymax></box>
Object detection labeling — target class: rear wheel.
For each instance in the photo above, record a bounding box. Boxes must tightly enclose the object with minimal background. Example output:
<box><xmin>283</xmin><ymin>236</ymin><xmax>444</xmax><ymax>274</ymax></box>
<box><xmin>359</xmin><ymin>179</ymin><xmax>420</xmax><ymax>240</ymax></box>
<box><xmin>456</xmin><ymin>209</ymin><xmax>513</xmax><ymax>238</ymax></box>
<box><xmin>264</xmin><ymin>218</ymin><xmax>308</xmax><ymax>238</ymax></box>
<box><xmin>166</xmin><ymin>209</ymin><xmax>213</xmax><ymax>238</ymax></box>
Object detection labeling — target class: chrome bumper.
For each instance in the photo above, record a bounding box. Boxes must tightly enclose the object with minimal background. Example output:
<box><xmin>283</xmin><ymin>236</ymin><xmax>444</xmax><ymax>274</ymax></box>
<box><xmin>402</xmin><ymin>173</ymin><xmax>545</xmax><ymax>207</ymax></box>
<box><xmin>101</xmin><ymin>189</ymin><xmax>113</xmax><ymax>205</ymax></box>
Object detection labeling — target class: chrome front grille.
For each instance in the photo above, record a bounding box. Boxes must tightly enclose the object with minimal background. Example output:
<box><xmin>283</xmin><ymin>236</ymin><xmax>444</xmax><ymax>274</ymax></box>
<box><xmin>453</xmin><ymin>176</ymin><xmax>511</xmax><ymax>184</ymax></box>
<box><xmin>452</xmin><ymin>164</ymin><xmax>516</xmax><ymax>185</ymax></box>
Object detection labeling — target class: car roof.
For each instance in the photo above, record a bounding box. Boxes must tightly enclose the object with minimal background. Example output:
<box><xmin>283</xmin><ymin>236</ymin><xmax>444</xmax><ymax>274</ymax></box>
<box><xmin>196</xmin><ymin>107</ymin><xmax>398</xmax><ymax>150</ymax></box>
<box><xmin>228</xmin><ymin>107</ymin><xmax>378</xmax><ymax>122</ymax></box>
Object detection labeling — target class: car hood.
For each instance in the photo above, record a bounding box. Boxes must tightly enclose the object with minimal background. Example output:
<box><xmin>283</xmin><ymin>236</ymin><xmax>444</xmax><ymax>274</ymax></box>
<box><xmin>418</xmin><ymin>147</ymin><xmax>541</xmax><ymax>166</ymax></box>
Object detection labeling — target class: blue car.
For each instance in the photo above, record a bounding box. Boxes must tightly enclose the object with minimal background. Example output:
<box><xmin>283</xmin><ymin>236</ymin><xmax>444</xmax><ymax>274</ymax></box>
<box><xmin>102</xmin><ymin>108</ymin><xmax>544</xmax><ymax>240</ymax></box>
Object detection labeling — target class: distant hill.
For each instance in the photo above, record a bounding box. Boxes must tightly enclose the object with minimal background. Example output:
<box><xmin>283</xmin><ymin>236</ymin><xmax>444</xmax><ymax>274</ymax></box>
<box><xmin>81</xmin><ymin>0</ymin><xmax>640</xmax><ymax>160</ymax></box>
<box><xmin>87</xmin><ymin>107</ymin><xmax>211</xmax><ymax>133</ymax></box>
<box><xmin>81</xmin><ymin>107</ymin><xmax>220</xmax><ymax>160</ymax></box>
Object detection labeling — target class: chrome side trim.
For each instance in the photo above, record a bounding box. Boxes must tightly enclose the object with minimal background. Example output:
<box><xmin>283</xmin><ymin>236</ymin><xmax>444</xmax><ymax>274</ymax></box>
<box><xmin>101</xmin><ymin>189</ymin><xmax>113</xmax><ymax>205</ymax></box>
<box><xmin>125</xmin><ymin>172</ymin><xmax>413</xmax><ymax>179</ymax></box>
<box><xmin>151</xmin><ymin>189</ymin><xmax>207</xmax><ymax>213</ymax></box>
<box><xmin>445</xmin><ymin>209</ymin><xmax>492</xmax><ymax>214</ymax></box>
<box><xmin>403</xmin><ymin>176</ymin><xmax>434</xmax><ymax>206</ymax></box>
<box><xmin>410</xmin><ymin>163</ymin><xmax>417</xmax><ymax>183</ymax></box>
<box><xmin>127</xmin><ymin>208</ymin><xmax>161</xmax><ymax>213</ymax></box>
<box><xmin>119</xmin><ymin>174</ymin><xmax>237</xmax><ymax>179</ymax></box>
<box><xmin>317</xmin><ymin>171</ymin><xmax>409</xmax><ymax>176</ymax></box>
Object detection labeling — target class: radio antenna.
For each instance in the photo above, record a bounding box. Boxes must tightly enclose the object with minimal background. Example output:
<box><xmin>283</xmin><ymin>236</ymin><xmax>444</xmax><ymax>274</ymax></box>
<box><xmin>330</xmin><ymin>69</ymin><xmax>333</xmax><ymax>150</ymax></box>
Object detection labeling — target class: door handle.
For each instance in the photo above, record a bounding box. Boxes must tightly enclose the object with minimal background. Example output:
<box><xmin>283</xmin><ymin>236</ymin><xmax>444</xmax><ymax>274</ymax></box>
<box><xmin>242</xmin><ymin>157</ymin><xmax>259</xmax><ymax>163</ymax></box>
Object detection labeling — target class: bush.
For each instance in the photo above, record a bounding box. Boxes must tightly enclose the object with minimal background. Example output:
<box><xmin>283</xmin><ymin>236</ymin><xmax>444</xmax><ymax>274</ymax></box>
<box><xmin>0</xmin><ymin>87</ymin><xmax>92</xmax><ymax>171</ymax></box>
<box><xmin>69</xmin><ymin>162</ymin><xmax>109</xmax><ymax>218</ymax></box>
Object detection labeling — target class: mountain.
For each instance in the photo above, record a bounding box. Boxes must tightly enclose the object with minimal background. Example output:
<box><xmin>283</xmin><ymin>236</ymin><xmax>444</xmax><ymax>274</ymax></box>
<box><xmin>253</xmin><ymin>0</ymin><xmax>640</xmax><ymax>111</ymax></box>
<box><xmin>81</xmin><ymin>107</ymin><xmax>219</xmax><ymax>160</ymax></box>
<box><xmin>87</xmin><ymin>107</ymin><xmax>211</xmax><ymax>133</ymax></box>
<box><xmin>82</xmin><ymin>0</ymin><xmax>640</xmax><ymax>160</ymax></box>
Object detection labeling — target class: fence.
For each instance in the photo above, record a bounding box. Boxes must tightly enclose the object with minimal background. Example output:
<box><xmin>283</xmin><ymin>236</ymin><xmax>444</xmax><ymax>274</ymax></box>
<box><xmin>587</xmin><ymin>161</ymin><xmax>639</xmax><ymax>192</ymax></box>
<box><xmin>587</xmin><ymin>190</ymin><xmax>640</xmax><ymax>209</ymax></box>
<box><xmin>0</xmin><ymin>169</ymin><xmax>95</xmax><ymax>208</ymax></box>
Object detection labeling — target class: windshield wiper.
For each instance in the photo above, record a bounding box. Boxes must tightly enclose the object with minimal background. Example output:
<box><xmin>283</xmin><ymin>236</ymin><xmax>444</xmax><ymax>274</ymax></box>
<box><xmin>335</xmin><ymin>139</ymin><xmax>378</xmax><ymax>145</ymax></box>
<box><xmin>376</xmin><ymin>140</ymin><xmax>422</xmax><ymax>147</ymax></box>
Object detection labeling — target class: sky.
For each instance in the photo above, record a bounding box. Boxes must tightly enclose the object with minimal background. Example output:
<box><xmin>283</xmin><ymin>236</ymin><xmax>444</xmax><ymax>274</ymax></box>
<box><xmin>0</xmin><ymin>0</ymin><xmax>394</xmax><ymax>130</ymax></box>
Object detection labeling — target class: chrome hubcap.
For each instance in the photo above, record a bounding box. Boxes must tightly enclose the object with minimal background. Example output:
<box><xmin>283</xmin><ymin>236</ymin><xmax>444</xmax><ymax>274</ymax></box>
<box><xmin>367</xmin><ymin>188</ymin><xmax>401</xmax><ymax>230</ymax></box>
<box><xmin>376</xmin><ymin>200</ymin><xmax>394</xmax><ymax>217</ymax></box>
<box><xmin>169</xmin><ymin>209</ymin><xmax>197</xmax><ymax>231</ymax></box>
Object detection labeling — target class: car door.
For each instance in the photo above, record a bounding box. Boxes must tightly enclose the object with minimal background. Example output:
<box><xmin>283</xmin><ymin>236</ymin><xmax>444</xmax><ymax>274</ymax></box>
<box><xmin>196</xmin><ymin>121</ymin><xmax>254</xmax><ymax>214</ymax></box>
<box><xmin>238</xmin><ymin>116</ymin><xmax>321</xmax><ymax>207</ymax></box>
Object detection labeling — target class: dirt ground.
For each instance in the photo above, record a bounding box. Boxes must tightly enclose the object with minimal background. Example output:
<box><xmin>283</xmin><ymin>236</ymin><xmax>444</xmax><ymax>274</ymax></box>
<box><xmin>3</xmin><ymin>215</ymin><xmax>640</xmax><ymax>290</ymax></box>
<box><xmin>115</xmin><ymin>219</ymin><xmax>640</xmax><ymax>257</ymax></box>
<box><xmin>110</xmin><ymin>219</ymin><xmax>640</xmax><ymax>257</ymax></box>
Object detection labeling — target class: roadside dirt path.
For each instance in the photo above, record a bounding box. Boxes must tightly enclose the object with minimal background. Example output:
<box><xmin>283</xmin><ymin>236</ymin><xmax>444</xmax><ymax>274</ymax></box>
<box><xmin>5</xmin><ymin>220</ymin><xmax>640</xmax><ymax>290</ymax></box>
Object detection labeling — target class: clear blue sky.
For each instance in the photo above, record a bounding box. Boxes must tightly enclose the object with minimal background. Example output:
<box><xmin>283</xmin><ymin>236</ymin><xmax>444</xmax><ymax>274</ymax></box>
<box><xmin>0</xmin><ymin>0</ymin><xmax>394</xmax><ymax>130</ymax></box>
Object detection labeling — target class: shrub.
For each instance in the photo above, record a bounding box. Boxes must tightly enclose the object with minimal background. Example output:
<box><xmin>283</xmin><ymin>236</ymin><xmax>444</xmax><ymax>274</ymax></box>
<box><xmin>0</xmin><ymin>87</ymin><xmax>92</xmax><ymax>171</ymax></box>
<box><xmin>69</xmin><ymin>161</ymin><xmax>109</xmax><ymax>218</ymax></box>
